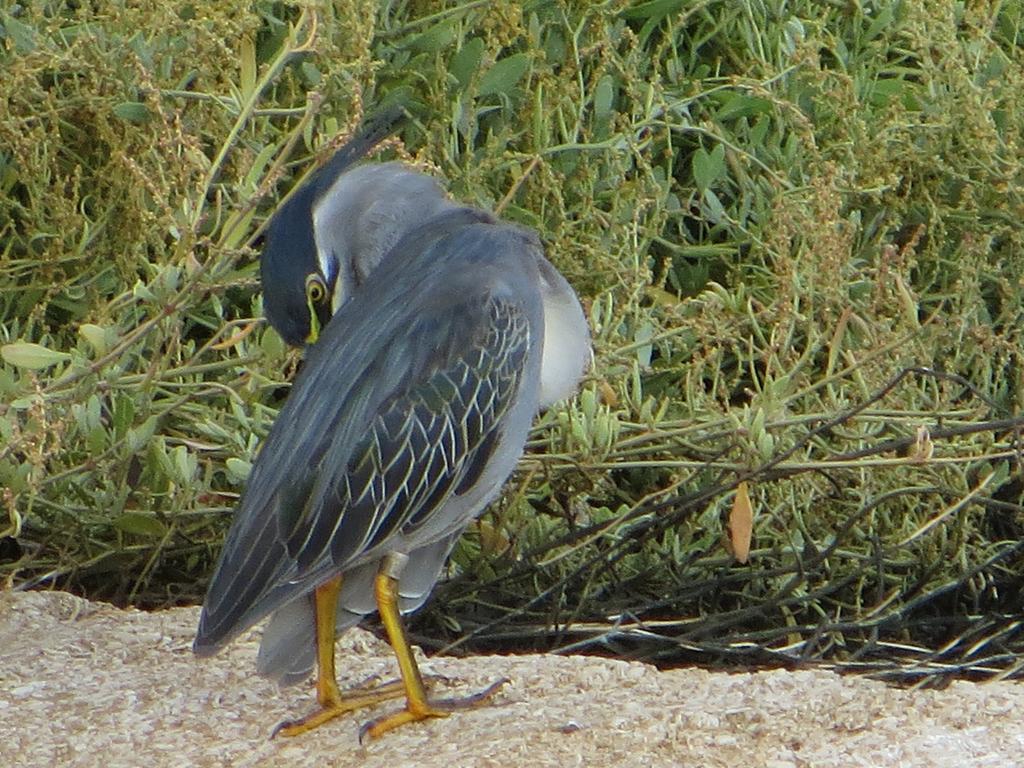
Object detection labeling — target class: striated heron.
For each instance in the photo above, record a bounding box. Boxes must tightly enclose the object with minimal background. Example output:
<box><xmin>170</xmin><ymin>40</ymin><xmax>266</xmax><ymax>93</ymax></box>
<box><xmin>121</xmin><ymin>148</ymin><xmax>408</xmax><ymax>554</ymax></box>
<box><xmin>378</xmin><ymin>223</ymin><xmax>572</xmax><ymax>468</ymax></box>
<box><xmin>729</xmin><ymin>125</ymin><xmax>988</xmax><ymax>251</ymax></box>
<box><xmin>193</xmin><ymin>112</ymin><xmax>590</xmax><ymax>739</ymax></box>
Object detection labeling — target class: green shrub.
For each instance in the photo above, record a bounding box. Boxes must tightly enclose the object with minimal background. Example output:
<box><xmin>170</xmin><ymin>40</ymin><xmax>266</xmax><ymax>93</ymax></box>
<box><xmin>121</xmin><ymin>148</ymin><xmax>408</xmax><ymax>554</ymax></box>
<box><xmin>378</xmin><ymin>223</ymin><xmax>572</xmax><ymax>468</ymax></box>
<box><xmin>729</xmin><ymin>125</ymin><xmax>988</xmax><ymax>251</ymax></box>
<box><xmin>2</xmin><ymin>1</ymin><xmax>1022</xmax><ymax>682</ymax></box>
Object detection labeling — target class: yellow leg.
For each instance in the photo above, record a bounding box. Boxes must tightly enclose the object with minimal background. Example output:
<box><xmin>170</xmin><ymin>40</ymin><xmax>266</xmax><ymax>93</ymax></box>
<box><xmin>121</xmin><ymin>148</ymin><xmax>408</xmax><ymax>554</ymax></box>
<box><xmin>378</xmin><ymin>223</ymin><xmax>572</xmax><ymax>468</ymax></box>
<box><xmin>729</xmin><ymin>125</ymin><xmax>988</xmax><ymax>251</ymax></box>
<box><xmin>273</xmin><ymin>576</ymin><xmax>408</xmax><ymax>738</ymax></box>
<box><xmin>358</xmin><ymin>553</ymin><xmax>507</xmax><ymax>742</ymax></box>
<box><xmin>314</xmin><ymin>576</ymin><xmax>343</xmax><ymax>707</ymax></box>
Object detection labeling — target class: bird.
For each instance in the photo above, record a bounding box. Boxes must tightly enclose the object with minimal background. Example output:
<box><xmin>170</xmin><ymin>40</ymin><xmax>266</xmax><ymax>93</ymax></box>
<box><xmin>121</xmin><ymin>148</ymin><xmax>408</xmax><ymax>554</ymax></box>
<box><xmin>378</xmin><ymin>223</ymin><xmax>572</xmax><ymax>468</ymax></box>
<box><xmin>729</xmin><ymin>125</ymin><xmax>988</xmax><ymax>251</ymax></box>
<box><xmin>193</xmin><ymin>111</ymin><xmax>591</xmax><ymax>740</ymax></box>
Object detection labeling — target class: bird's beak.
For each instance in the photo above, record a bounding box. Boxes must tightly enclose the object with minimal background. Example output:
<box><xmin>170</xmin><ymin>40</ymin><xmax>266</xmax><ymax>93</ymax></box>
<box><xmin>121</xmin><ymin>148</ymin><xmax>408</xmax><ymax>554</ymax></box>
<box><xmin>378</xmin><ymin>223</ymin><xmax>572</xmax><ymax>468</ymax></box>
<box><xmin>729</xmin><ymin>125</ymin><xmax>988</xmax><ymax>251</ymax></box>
<box><xmin>306</xmin><ymin>290</ymin><xmax>336</xmax><ymax>345</ymax></box>
<box><xmin>306</xmin><ymin>296</ymin><xmax>322</xmax><ymax>345</ymax></box>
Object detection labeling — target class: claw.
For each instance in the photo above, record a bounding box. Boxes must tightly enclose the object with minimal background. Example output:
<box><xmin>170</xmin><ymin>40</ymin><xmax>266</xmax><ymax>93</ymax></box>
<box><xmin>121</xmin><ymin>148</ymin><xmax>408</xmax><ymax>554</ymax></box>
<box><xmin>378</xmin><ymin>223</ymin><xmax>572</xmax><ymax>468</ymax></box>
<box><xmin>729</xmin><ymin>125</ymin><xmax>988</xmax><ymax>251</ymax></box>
<box><xmin>358</xmin><ymin>677</ymin><xmax>508</xmax><ymax>742</ymax></box>
<box><xmin>272</xmin><ymin>679</ymin><xmax>411</xmax><ymax>738</ymax></box>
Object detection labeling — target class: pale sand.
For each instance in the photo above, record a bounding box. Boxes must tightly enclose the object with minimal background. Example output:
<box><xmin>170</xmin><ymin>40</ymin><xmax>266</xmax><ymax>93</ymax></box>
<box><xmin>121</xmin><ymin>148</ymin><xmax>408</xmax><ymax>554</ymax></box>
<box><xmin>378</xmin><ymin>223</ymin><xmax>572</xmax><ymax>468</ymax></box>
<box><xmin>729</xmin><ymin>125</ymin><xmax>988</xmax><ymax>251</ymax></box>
<box><xmin>1</xmin><ymin>590</ymin><xmax>1020</xmax><ymax>767</ymax></box>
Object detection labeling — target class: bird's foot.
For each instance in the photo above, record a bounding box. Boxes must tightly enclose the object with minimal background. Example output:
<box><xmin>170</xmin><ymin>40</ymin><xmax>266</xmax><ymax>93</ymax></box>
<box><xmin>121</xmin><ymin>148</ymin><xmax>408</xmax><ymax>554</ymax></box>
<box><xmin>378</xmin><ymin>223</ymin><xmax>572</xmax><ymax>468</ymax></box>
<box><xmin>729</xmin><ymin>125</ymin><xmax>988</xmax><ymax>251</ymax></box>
<box><xmin>272</xmin><ymin>674</ymin><xmax>453</xmax><ymax>737</ymax></box>
<box><xmin>272</xmin><ymin>678</ymin><xmax>409</xmax><ymax>738</ymax></box>
<box><xmin>358</xmin><ymin>677</ymin><xmax>508</xmax><ymax>742</ymax></box>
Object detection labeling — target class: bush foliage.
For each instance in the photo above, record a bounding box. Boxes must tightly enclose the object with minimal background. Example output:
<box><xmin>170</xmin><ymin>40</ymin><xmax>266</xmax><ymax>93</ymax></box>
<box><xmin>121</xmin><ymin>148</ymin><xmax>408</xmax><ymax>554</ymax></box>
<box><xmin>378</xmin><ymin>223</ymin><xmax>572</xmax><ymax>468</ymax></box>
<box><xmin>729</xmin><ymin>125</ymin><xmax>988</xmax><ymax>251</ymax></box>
<box><xmin>2</xmin><ymin>1</ymin><xmax>1023</xmax><ymax>682</ymax></box>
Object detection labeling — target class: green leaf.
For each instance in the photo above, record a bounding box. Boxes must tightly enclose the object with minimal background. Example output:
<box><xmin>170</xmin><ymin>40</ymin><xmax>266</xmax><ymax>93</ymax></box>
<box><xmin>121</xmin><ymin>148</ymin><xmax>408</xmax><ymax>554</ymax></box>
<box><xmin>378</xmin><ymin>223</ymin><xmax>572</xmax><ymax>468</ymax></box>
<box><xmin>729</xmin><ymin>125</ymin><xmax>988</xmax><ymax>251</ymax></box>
<box><xmin>0</xmin><ymin>11</ymin><xmax>37</xmax><ymax>54</ymax></box>
<box><xmin>218</xmin><ymin>206</ymin><xmax>256</xmax><ymax>249</ymax></box>
<box><xmin>990</xmin><ymin>460</ymin><xmax>1010</xmax><ymax>488</ymax></box>
<box><xmin>113</xmin><ymin>512</ymin><xmax>167</xmax><ymax>538</ymax></box>
<box><xmin>127</xmin><ymin>416</ymin><xmax>159</xmax><ymax>454</ymax></box>
<box><xmin>478</xmin><ymin>53</ymin><xmax>531</xmax><ymax>97</ymax></box>
<box><xmin>619</xmin><ymin>0</ymin><xmax>686</xmax><ymax>21</ymax></box>
<box><xmin>864</xmin><ymin>6</ymin><xmax>895</xmax><ymax>42</ymax></box>
<box><xmin>112</xmin><ymin>102</ymin><xmax>152</xmax><ymax>124</ymax></box>
<box><xmin>702</xmin><ymin>187</ymin><xmax>726</xmax><ymax>222</ymax></box>
<box><xmin>634</xmin><ymin>321</ymin><xmax>654</xmax><ymax>367</ymax></box>
<box><xmin>260</xmin><ymin>326</ymin><xmax>286</xmax><ymax>360</ymax></box>
<box><xmin>87</xmin><ymin>425</ymin><xmax>107</xmax><ymax>455</ymax></box>
<box><xmin>300</xmin><ymin>61</ymin><xmax>322</xmax><ymax>87</ymax></box>
<box><xmin>406</xmin><ymin>19</ymin><xmax>457</xmax><ymax>53</ymax></box>
<box><xmin>111</xmin><ymin>395</ymin><xmax>135</xmax><ymax>439</ymax></box>
<box><xmin>0</xmin><ymin>366</ymin><xmax>16</xmax><ymax>394</ymax></box>
<box><xmin>0</xmin><ymin>458</ymin><xmax>30</xmax><ymax>494</ymax></box>
<box><xmin>171</xmin><ymin>444</ymin><xmax>197</xmax><ymax>484</ymax></box>
<box><xmin>228</xmin><ymin>399</ymin><xmax>252</xmax><ymax>434</ymax></box>
<box><xmin>243</xmin><ymin>144</ymin><xmax>279</xmax><ymax>191</ymax></box>
<box><xmin>79</xmin><ymin>323</ymin><xmax>111</xmax><ymax>356</ymax></box>
<box><xmin>450</xmin><ymin>37</ymin><xmax>485</xmax><ymax>90</ymax></box>
<box><xmin>226</xmin><ymin>457</ymin><xmax>252</xmax><ymax>483</ymax></box>
<box><xmin>714</xmin><ymin>93</ymin><xmax>771</xmax><ymax>122</ymax></box>
<box><xmin>593</xmin><ymin>74</ymin><xmax>615</xmax><ymax>126</ymax></box>
<box><xmin>239</xmin><ymin>35</ymin><xmax>257</xmax><ymax>98</ymax></box>
<box><xmin>866</xmin><ymin>78</ymin><xmax>903</xmax><ymax>107</ymax></box>
<box><xmin>692</xmin><ymin>143</ymin><xmax>725</xmax><ymax>193</ymax></box>
<box><xmin>594</xmin><ymin>75</ymin><xmax>615</xmax><ymax>118</ymax></box>
<box><xmin>1</xmin><ymin>342</ymin><xmax>71</xmax><ymax>370</ymax></box>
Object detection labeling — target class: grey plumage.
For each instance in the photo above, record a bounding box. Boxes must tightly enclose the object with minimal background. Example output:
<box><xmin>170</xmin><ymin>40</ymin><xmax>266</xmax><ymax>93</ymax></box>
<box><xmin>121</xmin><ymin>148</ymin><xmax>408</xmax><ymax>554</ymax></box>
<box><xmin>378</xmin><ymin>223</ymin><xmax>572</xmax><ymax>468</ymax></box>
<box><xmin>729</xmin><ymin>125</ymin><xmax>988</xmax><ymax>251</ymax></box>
<box><xmin>255</xmin><ymin>533</ymin><xmax>458</xmax><ymax>684</ymax></box>
<box><xmin>194</xmin><ymin>137</ymin><xmax>590</xmax><ymax>689</ymax></box>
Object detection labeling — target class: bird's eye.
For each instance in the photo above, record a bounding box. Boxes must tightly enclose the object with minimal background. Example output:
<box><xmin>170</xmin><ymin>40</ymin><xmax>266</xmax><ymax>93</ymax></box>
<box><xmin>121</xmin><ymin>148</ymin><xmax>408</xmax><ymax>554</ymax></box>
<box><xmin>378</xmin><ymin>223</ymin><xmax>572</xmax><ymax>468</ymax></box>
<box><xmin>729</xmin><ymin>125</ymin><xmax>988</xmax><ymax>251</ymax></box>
<box><xmin>305</xmin><ymin>274</ymin><xmax>327</xmax><ymax>304</ymax></box>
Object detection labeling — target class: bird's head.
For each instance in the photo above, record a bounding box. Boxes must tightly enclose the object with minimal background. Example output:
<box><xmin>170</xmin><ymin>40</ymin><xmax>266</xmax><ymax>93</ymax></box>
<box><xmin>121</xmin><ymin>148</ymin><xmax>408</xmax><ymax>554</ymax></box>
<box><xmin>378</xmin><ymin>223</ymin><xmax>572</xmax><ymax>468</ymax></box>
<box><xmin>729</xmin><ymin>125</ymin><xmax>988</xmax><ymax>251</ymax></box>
<box><xmin>258</xmin><ymin>106</ymin><xmax>411</xmax><ymax>347</ymax></box>
<box><xmin>260</xmin><ymin>182</ymin><xmax>337</xmax><ymax>346</ymax></box>
<box><xmin>260</xmin><ymin>161</ymin><xmax>454</xmax><ymax>347</ymax></box>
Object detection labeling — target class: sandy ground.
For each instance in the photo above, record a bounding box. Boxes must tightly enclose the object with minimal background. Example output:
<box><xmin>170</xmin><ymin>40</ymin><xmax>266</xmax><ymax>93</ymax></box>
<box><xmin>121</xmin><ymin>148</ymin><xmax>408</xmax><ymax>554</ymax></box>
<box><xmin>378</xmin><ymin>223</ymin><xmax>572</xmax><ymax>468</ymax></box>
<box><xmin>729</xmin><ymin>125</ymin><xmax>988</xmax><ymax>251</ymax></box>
<box><xmin>0</xmin><ymin>591</ymin><xmax>1021</xmax><ymax>768</ymax></box>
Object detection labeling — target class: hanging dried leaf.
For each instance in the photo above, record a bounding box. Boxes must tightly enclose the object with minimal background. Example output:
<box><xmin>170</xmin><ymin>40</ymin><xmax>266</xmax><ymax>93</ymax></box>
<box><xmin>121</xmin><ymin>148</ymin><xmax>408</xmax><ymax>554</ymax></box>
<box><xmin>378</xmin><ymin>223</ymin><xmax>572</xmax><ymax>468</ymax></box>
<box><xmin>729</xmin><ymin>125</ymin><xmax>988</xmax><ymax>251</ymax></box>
<box><xmin>729</xmin><ymin>481</ymin><xmax>754</xmax><ymax>564</ymax></box>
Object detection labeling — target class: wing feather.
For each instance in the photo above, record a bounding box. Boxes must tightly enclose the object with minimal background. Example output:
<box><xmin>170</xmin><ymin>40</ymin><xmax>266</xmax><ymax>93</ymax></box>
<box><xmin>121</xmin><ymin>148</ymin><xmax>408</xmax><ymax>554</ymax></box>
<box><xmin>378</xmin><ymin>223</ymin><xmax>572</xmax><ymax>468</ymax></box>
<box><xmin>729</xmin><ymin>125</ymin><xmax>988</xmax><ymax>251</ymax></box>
<box><xmin>194</xmin><ymin>215</ymin><xmax>540</xmax><ymax>653</ymax></box>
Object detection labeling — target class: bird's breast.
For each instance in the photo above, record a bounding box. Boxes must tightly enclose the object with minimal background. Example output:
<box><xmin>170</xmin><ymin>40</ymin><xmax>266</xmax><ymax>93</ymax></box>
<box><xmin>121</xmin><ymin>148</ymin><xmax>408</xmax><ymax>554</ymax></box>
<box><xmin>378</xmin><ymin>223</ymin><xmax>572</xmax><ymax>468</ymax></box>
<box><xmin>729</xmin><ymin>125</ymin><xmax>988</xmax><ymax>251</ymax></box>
<box><xmin>538</xmin><ymin>287</ymin><xmax>591</xmax><ymax>407</ymax></box>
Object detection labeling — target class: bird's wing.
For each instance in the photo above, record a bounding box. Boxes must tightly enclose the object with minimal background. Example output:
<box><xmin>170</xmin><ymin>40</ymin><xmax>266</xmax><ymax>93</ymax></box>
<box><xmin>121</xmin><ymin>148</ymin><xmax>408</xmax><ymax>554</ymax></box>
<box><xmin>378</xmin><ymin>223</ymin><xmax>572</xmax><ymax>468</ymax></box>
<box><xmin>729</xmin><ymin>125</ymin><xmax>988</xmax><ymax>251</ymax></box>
<box><xmin>195</xmin><ymin>220</ymin><xmax>538</xmax><ymax>653</ymax></box>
